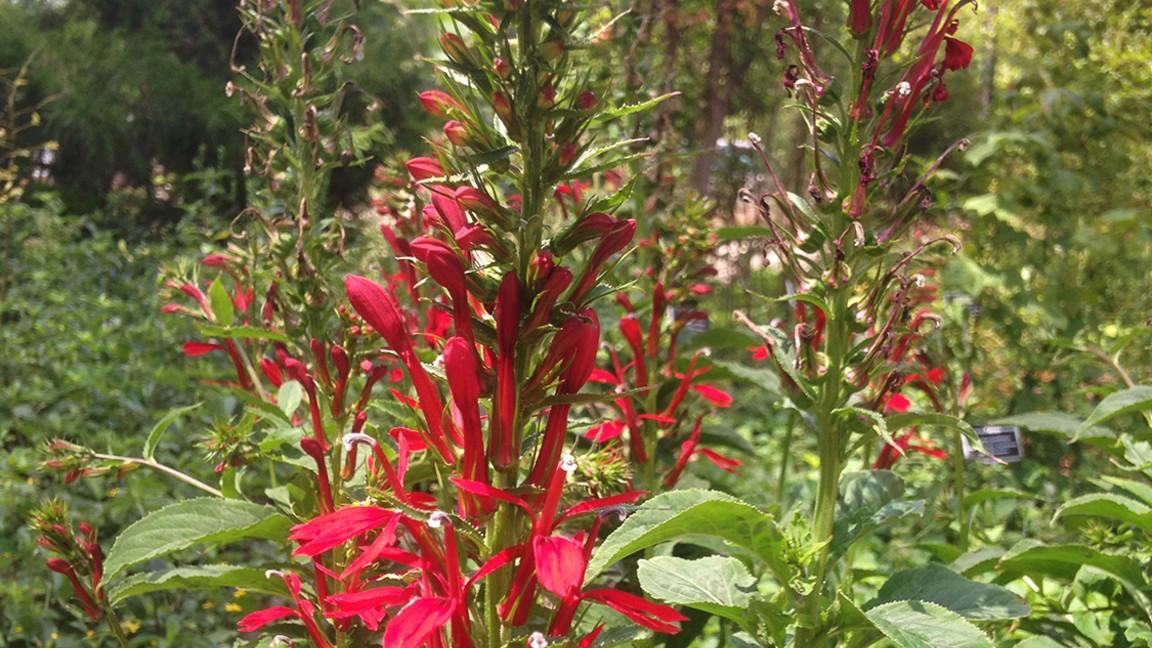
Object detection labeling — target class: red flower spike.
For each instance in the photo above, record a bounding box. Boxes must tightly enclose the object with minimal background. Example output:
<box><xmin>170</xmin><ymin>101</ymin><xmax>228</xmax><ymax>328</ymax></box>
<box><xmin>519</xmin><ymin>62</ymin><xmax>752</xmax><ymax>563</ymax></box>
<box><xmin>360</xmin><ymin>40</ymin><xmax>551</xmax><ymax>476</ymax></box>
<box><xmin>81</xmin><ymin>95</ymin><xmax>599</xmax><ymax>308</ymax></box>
<box><xmin>619</xmin><ymin>316</ymin><xmax>648</xmax><ymax>388</ymax></box>
<box><xmin>490</xmin><ymin>273</ymin><xmax>522</xmax><ymax>470</ymax></box>
<box><xmin>345</xmin><ymin>275</ymin><xmax>455</xmax><ymax>464</ymax></box>
<box><xmin>411</xmin><ymin>237</ymin><xmax>473</xmax><ymax>343</ymax></box>
<box><xmin>570</xmin><ymin>218</ymin><xmax>636</xmax><ymax>303</ymax></box>
<box><xmin>443</xmin><ymin>337</ymin><xmax>488</xmax><ymax>489</ymax></box>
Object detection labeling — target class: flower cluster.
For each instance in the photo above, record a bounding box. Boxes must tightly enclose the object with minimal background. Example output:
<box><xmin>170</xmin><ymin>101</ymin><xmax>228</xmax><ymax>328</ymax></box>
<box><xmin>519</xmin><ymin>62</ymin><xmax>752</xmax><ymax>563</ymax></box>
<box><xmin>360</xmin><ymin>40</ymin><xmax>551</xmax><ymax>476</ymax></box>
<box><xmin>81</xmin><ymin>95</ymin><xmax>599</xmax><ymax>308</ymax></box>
<box><xmin>30</xmin><ymin>502</ymin><xmax>107</xmax><ymax>622</ymax></box>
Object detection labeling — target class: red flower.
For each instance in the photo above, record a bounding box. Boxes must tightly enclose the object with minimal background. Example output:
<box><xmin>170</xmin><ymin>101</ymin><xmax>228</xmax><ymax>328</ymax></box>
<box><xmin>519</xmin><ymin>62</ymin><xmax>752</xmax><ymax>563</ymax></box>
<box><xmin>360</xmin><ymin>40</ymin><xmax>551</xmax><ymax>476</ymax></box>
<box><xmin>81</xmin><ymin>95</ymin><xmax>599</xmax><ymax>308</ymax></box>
<box><xmin>418</xmin><ymin>90</ymin><xmax>463</xmax><ymax>118</ymax></box>
<box><xmin>883</xmin><ymin>392</ymin><xmax>912</xmax><ymax>413</ymax></box>
<box><xmin>405</xmin><ymin>157</ymin><xmax>445</xmax><ymax>181</ymax></box>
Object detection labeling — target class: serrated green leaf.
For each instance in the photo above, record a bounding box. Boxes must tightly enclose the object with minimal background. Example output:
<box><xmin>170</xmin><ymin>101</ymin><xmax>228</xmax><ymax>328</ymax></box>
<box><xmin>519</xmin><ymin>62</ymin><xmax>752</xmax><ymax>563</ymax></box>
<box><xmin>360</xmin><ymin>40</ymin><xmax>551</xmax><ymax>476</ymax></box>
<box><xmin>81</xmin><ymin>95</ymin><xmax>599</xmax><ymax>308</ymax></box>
<box><xmin>1100</xmin><ymin>476</ymin><xmax>1152</xmax><ymax>507</ymax></box>
<box><xmin>1052</xmin><ymin>493</ymin><xmax>1152</xmax><ymax>535</ymax></box>
<box><xmin>1078</xmin><ymin>386</ymin><xmax>1152</xmax><ymax>436</ymax></box>
<box><xmin>586</xmin><ymin>490</ymin><xmax>789</xmax><ymax>584</ymax></box>
<box><xmin>208</xmin><ymin>278</ymin><xmax>234</xmax><ymax>327</ymax></box>
<box><xmin>104</xmin><ymin>498</ymin><xmax>291</xmax><ymax>580</ymax></box>
<box><xmin>832</xmin><ymin>471</ymin><xmax>923</xmax><ymax>558</ymax></box>
<box><xmin>709</xmin><ymin>359</ymin><xmax>781</xmax><ymax>395</ymax></box>
<box><xmin>866</xmin><ymin>564</ymin><xmax>1030</xmax><ymax>621</ymax></box>
<box><xmin>107</xmin><ymin>565</ymin><xmax>283</xmax><ymax>604</ymax></box>
<box><xmin>864</xmin><ymin>600</ymin><xmax>994</xmax><ymax>648</ymax></box>
<box><xmin>637</xmin><ymin>556</ymin><xmax>754</xmax><ymax>625</ymax></box>
<box><xmin>143</xmin><ymin>402</ymin><xmax>202</xmax><ymax>460</ymax></box>
<box><xmin>1013</xmin><ymin>638</ymin><xmax>1066</xmax><ymax>648</ymax></box>
<box><xmin>591</xmin><ymin>92</ymin><xmax>678</xmax><ymax>124</ymax></box>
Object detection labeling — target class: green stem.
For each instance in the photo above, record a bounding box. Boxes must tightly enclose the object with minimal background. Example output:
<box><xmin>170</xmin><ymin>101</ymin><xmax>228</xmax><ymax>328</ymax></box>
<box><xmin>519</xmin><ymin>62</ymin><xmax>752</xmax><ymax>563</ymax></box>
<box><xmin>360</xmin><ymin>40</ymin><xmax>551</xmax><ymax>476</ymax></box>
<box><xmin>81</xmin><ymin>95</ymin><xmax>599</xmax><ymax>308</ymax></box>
<box><xmin>776</xmin><ymin>413</ymin><xmax>796</xmax><ymax>504</ymax></box>
<box><xmin>951</xmin><ymin>428</ymin><xmax>969</xmax><ymax>550</ymax></box>
<box><xmin>90</xmin><ymin>453</ymin><xmax>223</xmax><ymax>497</ymax></box>
<box><xmin>101</xmin><ymin>603</ymin><xmax>130</xmax><ymax>648</ymax></box>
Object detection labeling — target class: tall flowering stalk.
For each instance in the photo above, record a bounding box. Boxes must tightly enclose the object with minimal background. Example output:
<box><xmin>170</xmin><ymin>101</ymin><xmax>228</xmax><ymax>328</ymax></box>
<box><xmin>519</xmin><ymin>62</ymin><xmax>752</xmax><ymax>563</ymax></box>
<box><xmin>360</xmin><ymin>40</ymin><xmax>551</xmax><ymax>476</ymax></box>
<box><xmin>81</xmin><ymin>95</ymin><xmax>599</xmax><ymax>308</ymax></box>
<box><xmin>738</xmin><ymin>0</ymin><xmax>977</xmax><ymax>643</ymax></box>
<box><xmin>239</xmin><ymin>0</ymin><xmax>684</xmax><ymax>645</ymax></box>
<box><xmin>583</xmin><ymin>206</ymin><xmax>741</xmax><ymax>490</ymax></box>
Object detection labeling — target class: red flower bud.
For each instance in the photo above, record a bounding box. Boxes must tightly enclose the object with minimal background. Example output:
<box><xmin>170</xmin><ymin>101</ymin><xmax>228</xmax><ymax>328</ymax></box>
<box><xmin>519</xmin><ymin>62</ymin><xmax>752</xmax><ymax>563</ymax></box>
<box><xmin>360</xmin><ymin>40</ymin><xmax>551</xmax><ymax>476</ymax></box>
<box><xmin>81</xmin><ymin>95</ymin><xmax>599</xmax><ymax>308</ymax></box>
<box><xmin>419</xmin><ymin>90</ymin><xmax>463</xmax><ymax>118</ymax></box>
<box><xmin>848</xmin><ymin>0</ymin><xmax>872</xmax><ymax>36</ymax></box>
<box><xmin>443</xmin><ymin>120</ymin><xmax>472</xmax><ymax>147</ymax></box>
<box><xmin>576</xmin><ymin>90</ymin><xmax>597</xmax><ymax>110</ymax></box>
<box><xmin>493</xmin><ymin>57</ymin><xmax>510</xmax><ymax>79</ymax></box>
<box><xmin>410</xmin><ymin>237</ymin><xmax>473</xmax><ymax>343</ymax></box>
<box><xmin>440</xmin><ymin>33</ymin><xmax>472</xmax><ymax>67</ymax></box>
<box><xmin>455</xmin><ymin>185</ymin><xmax>500</xmax><ymax>216</ymax></box>
<box><xmin>406</xmin><ymin>157</ymin><xmax>445</xmax><ymax>181</ymax></box>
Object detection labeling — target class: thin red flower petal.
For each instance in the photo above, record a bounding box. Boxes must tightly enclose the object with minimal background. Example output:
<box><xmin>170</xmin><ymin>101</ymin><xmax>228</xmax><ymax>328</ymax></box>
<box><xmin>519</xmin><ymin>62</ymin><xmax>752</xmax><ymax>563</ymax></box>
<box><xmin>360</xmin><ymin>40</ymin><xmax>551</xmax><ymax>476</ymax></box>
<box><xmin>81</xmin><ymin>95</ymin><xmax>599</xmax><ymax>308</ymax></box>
<box><xmin>692</xmin><ymin>384</ymin><xmax>733</xmax><ymax>408</ymax></box>
<box><xmin>582</xmin><ymin>588</ymin><xmax>687</xmax><ymax>633</ymax></box>
<box><xmin>237</xmin><ymin>606</ymin><xmax>297</xmax><ymax>632</ymax></box>
<box><xmin>533</xmin><ymin>535</ymin><xmax>586</xmax><ymax>597</ymax></box>
<box><xmin>381</xmin><ymin>597</ymin><xmax>457</xmax><ymax>648</ymax></box>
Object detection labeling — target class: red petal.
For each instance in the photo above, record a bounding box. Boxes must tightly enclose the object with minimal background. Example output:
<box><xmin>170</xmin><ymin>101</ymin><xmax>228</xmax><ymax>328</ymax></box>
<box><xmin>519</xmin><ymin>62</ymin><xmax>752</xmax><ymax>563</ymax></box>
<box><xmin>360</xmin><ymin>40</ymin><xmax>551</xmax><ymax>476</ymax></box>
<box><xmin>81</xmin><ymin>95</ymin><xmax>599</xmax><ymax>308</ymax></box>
<box><xmin>345</xmin><ymin>275</ymin><xmax>408</xmax><ymax>350</ymax></box>
<box><xmin>583</xmin><ymin>419</ymin><xmax>625</xmax><ymax>442</ymax></box>
<box><xmin>449</xmin><ymin>477</ymin><xmax>534</xmax><ymax>516</ymax></box>
<box><xmin>382</xmin><ymin>597</ymin><xmax>456</xmax><ymax>648</ymax></box>
<box><xmin>237</xmin><ymin>606</ymin><xmax>296</xmax><ymax>632</ymax></box>
<box><xmin>695</xmin><ymin>448</ymin><xmax>742</xmax><ymax>473</ymax></box>
<box><xmin>558</xmin><ymin>490</ymin><xmax>646</xmax><ymax>524</ymax></box>
<box><xmin>588</xmin><ymin>368</ymin><xmax>621</xmax><ymax>385</ymax></box>
<box><xmin>582</xmin><ymin>588</ymin><xmax>687</xmax><ymax>633</ymax></box>
<box><xmin>289</xmin><ymin>506</ymin><xmax>397</xmax><ymax>556</ymax></box>
<box><xmin>182</xmin><ymin>341</ymin><xmax>222</xmax><ymax>356</ymax></box>
<box><xmin>691</xmin><ymin>384</ymin><xmax>733</xmax><ymax>408</ymax></box>
<box><xmin>884</xmin><ymin>393</ymin><xmax>911</xmax><ymax>413</ymax></box>
<box><xmin>464</xmin><ymin>545</ymin><xmax>522</xmax><ymax>591</ymax></box>
<box><xmin>532</xmin><ymin>535</ymin><xmax>586</xmax><ymax>596</ymax></box>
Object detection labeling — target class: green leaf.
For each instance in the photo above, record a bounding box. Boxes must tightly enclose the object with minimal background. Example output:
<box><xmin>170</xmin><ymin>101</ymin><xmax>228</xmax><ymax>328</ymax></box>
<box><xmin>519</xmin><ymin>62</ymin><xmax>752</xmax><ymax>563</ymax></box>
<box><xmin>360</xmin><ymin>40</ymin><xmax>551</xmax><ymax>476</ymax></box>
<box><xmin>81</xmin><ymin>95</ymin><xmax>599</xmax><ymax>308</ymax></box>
<box><xmin>1052</xmin><ymin>493</ymin><xmax>1152</xmax><ymax>535</ymax></box>
<box><xmin>866</xmin><ymin>564</ymin><xmax>1030</xmax><ymax>621</ymax></box>
<box><xmin>1013</xmin><ymin>638</ymin><xmax>1067</xmax><ymax>648</ymax></box>
<box><xmin>198</xmin><ymin>324</ymin><xmax>291</xmax><ymax>343</ymax></box>
<box><xmin>104</xmin><ymin>498</ymin><xmax>291</xmax><ymax>580</ymax></box>
<box><xmin>710</xmin><ymin>359</ymin><xmax>781</xmax><ymax>395</ymax></box>
<box><xmin>682</xmin><ymin>328</ymin><xmax>760</xmax><ymax>352</ymax></box>
<box><xmin>1078</xmin><ymin>386</ymin><xmax>1152</xmax><ymax>436</ymax></box>
<box><xmin>835</xmin><ymin>406</ymin><xmax>899</xmax><ymax>454</ymax></box>
<box><xmin>637</xmin><ymin>556</ymin><xmax>755</xmax><ymax>625</ymax></box>
<box><xmin>1100</xmin><ymin>476</ymin><xmax>1152</xmax><ymax>506</ymax></box>
<box><xmin>984</xmin><ymin>540</ymin><xmax>1152</xmax><ymax>616</ymax></box>
<box><xmin>992</xmin><ymin>411</ymin><xmax>1113</xmax><ymax>440</ymax></box>
<box><xmin>832</xmin><ymin>471</ymin><xmax>923</xmax><ymax>557</ymax></box>
<box><xmin>586</xmin><ymin>490</ymin><xmax>789</xmax><ymax>583</ymax></box>
<box><xmin>886</xmin><ymin>412</ymin><xmax>983</xmax><ymax>452</ymax></box>
<box><xmin>592</xmin><ymin>92</ymin><xmax>678</xmax><ymax>124</ymax></box>
<box><xmin>864</xmin><ymin>600</ymin><xmax>993</xmax><ymax>648</ymax></box>
<box><xmin>277</xmin><ymin>380</ymin><xmax>304</xmax><ymax>418</ymax></box>
<box><xmin>208</xmin><ymin>278</ymin><xmax>234</xmax><ymax>327</ymax></box>
<box><xmin>143</xmin><ymin>402</ymin><xmax>202</xmax><ymax>460</ymax></box>
<box><xmin>107</xmin><ymin>565</ymin><xmax>283</xmax><ymax>605</ymax></box>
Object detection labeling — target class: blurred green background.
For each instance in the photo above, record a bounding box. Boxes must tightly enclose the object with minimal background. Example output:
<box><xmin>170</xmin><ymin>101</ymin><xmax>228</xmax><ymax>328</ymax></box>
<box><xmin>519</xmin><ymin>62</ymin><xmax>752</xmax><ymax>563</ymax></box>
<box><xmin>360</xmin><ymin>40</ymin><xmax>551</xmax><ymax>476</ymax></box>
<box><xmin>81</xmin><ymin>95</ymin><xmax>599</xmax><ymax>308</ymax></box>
<box><xmin>1</xmin><ymin>0</ymin><xmax>1149</xmax><ymax>645</ymax></box>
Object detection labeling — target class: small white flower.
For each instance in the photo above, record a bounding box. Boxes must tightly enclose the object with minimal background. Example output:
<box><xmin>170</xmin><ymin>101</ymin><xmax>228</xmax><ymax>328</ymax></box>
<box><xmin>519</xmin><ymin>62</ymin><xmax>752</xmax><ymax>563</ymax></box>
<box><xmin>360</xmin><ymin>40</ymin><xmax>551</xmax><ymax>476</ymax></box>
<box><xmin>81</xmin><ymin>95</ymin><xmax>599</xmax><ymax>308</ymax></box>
<box><xmin>528</xmin><ymin>632</ymin><xmax>549</xmax><ymax>648</ymax></box>
<box><xmin>895</xmin><ymin>81</ymin><xmax>912</xmax><ymax>97</ymax></box>
<box><xmin>427</xmin><ymin>510</ymin><xmax>450</xmax><ymax>529</ymax></box>
<box><xmin>748</xmin><ymin>132</ymin><xmax>763</xmax><ymax>145</ymax></box>
<box><xmin>772</xmin><ymin>0</ymin><xmax>789</xmax><ymax>16</ymax></box>
<box><xmin>560</xmin><ymin>453</ymin><xmax>578</xmax><ymax>473</ymax></box>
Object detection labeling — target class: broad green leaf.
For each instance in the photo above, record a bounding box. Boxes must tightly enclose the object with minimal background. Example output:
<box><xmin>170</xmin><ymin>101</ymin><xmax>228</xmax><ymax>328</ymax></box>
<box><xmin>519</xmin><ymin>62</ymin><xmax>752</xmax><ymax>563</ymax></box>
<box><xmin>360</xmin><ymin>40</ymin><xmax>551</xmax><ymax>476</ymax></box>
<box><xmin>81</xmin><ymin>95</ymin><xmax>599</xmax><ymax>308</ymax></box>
<box><xmin>1100</xmin><ymin>476</ymin><xmax>1152</xmax><ymax>506</ymax></box>
<box><xmin>1052</xmin><ymin>493</ymin><xmax>1152</xmax><ymax>535</ymax></box>
<box><xmin>586</xmin><ymin>490</ymin><xmax>789</xmax><ymax>583</ymax></box>
<box><xmin>637</xmin><ymin>556</ymin><xmax>755</xmax><ymax>625</ymax></box>
<box><xmin>986</xmin><ymin>540</ymin><xmax>1152</xmax><ymax>617</ymax></box>
<box><xmin>864</xmin><ymin>600</ymin><xmax>994</xmax><ymax>648</ymax></box>
<box><xmin>208</xmin><ymin>278</ymin><xmax>234</xmax><ymax>327</ymax></box>
<box><xmin>866</xmin><ymin>564</ymin><xmax>1030</xmax><ymax>621</ymax></box>
<box><xmin>104</xmin><ymin>498</ymin><xmax>291</xmax><ymax>580</ymax></box>
<box><xmin>952</xmin><ymin>548</ymin><xmax>1005</xmax><ymax>577</ymax></box>
<box><xmin>1078</xmin><ymin>386</ymin><xmax>1152</xmax><ymax>436</ymax></box>
<box><xmin>832</xmin><ymin>471</ymin><xmax>923</xmax><ymax>557</ymax></box>
<box><xmin>143</xmin><ymin>402</ymin><xmax>202</xmax><ymax>460</ymax></box>
<box><xmin>107</xmin><ymin>565</ymin><xmax>282</xmax><ymax>604</ymax></box>
<box><xmin>277</xmin><ymin>380</ymin><xmax>304</xmax><ymax>418</ymax></box>
<box><xmin>886</xmin><ymin>412</ymin><xmax>984</xmax><ymax>453</ymax></box>
<box><xmin>992</xmin><ymin>411</ymin><xmax>1113</xmax><ymax>440</ymax></box>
